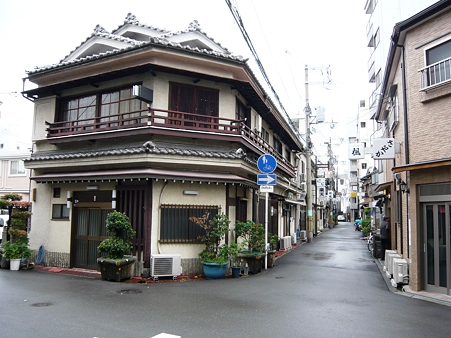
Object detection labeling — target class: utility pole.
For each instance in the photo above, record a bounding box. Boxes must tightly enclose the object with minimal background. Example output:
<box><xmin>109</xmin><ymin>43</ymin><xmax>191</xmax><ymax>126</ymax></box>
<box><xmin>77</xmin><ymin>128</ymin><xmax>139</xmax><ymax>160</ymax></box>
<box><xmin>305</xmin><ymin>65</ymin><xmax>313</xmax><ymax>242</ymax></box>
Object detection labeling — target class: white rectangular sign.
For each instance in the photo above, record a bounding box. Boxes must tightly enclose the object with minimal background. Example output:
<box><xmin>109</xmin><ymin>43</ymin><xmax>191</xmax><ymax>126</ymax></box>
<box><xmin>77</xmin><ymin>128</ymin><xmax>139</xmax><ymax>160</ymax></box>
<box><xmin>260</xmin><ymin>185</ymin><xmax>274</xmax><ymax>193</ymax></box>
<box><xmin>348</xmin><ymin>143</ymin><xmax>365</xmax><ymax>159</ymax></box>
<box><xmin>372</xmin><ymin>138</ymin><xmax>395</xmax><ymax>159</ymax></box>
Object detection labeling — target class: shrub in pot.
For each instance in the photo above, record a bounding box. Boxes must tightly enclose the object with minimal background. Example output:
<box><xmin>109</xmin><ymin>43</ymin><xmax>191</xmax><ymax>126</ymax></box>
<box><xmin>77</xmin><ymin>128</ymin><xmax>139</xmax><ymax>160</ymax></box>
<box><xmin>267</xmin><ymin>233</ymin><xmax>279</xmax><ymax>268</ymax></box>
<box><xmin>1</xmin><ymin>194</ymin><xmax>32</xmax><ymax>270</ymax></box>
<box><xmin>189</xmin><ymin>212</ymin><xmax>230</xmax><ymax>279</ymax></box>
<box><xmin>97</xmin><ymin>211</ymin><xmax>136</xmax><ymax>282</ymax></box>
<box><xmin>235</xmin><ymin>220</ymin><xmax>266</xmax><ymax>274</ymax></box>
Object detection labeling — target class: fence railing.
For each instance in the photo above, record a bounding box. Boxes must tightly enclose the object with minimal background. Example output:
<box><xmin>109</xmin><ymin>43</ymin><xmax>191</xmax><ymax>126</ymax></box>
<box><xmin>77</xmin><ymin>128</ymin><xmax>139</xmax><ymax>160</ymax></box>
<box><xmin>419</xmin><ymin>57</ymin><xmax>451</xmax><ymax>91</ymax></box>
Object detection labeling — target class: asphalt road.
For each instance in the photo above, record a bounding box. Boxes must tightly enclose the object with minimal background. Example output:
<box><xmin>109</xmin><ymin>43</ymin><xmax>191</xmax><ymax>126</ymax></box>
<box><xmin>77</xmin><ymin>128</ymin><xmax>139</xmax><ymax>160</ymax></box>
<box><xmin>1</xmin><ymin>222</ymin><xmax>451</xmax><ymax>338</ymax></box>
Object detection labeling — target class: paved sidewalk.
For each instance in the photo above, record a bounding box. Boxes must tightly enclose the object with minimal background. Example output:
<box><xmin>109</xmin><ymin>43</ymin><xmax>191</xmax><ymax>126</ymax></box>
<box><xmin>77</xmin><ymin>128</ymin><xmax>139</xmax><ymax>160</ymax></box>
<box><xmin>31</xmin><ymin>239</ymin><xmax>306</xmax><ymax>283</ymax></box>
<box><xmin>374</xmin><ymin>254</ymin><xmax>451</xmax><ymax>307</ymax></box>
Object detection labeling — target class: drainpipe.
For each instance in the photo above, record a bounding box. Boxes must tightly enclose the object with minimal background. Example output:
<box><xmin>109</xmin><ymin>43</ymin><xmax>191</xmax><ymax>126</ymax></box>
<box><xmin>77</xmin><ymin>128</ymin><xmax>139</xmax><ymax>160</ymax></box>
<box><xmin>398</xmin><ymin>43</ymin><xmax>409</xmax><ymax>258</ymax></box>
<box><xmin>156</xmin><ymin>181</ymin><xmax>169</xmax><ymax>254</ymax></box>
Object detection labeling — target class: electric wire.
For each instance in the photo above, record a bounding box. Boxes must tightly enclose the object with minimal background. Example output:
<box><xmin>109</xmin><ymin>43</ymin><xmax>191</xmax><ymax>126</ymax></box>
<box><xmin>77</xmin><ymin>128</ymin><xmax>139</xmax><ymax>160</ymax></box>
<box><xmin>225</xmin><ymin>0</ymin><xmax>301</xmax><ymax>140</ymax></box>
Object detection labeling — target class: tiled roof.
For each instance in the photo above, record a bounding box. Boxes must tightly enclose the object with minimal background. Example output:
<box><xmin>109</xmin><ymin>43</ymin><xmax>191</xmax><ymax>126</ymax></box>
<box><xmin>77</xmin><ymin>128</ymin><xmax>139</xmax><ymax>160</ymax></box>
<box><xmin>112</xmin><ymin>12</ymin><xmax>171</xmax><ymax>35</ymax></box>
<box><xmin>158</xmin><ymin>19</ymin><xmax>230</xmax><ymax>53</ymax></box>
<box><xmin>27</xmin><ymin>14</ymin><xmax>245</xmax><ymax>75</ymax></box>
<box><xmin>24</xmin><ymin>141</ymin><xmax>248</xmax><ymax>162</ymax></box>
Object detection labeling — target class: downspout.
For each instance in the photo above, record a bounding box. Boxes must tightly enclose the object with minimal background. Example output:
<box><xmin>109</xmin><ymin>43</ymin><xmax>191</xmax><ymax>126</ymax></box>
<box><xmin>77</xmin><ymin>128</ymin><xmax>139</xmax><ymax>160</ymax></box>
<box><xmin>156</xmin><ymin>181</ymin><xmax>169</xmax><ymax>254</ymax></box>
<box><xmin>398</xmin><ymin>43</ymin><xmax>409</xmax><ymax>258</ymax></box>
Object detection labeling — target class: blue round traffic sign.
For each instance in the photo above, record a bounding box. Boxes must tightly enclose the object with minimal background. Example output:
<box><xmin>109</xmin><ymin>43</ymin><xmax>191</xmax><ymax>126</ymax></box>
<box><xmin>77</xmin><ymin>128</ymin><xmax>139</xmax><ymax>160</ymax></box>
<box><xmin>257</xmin><ymin>154</ymin><xmax>277</xmax><ymax>173</ymax></box>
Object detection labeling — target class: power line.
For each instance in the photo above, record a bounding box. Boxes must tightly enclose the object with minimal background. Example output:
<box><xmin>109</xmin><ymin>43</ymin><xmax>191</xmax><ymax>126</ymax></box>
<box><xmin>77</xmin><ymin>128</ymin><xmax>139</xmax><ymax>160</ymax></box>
<box><xmin>225</xmin><ymin>0</ymin><xmax>292</xmax><ymax>125</ymax></box>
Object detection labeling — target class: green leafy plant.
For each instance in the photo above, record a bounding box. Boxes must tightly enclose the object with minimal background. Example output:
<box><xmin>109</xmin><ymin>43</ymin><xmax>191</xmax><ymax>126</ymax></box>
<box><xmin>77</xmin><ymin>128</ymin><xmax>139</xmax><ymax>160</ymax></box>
<box><xmin>235</xmin><ymin>220</ymin><xmax>265</xmax><ymax>254</ymax></box>
<box><xmin>189</xmin><ymin>212</ymin><xmax>230</xmax><ymax>263</ymax></box>
<box><xmin>228</xmin><ymin>242</ymin><xmax>243</xmax><ymax>267</ymax></box>
<box><xmin>2</xmin><ymin>238</ymin><xmax>31</xmax><ymax>260</ymax></box>
<box><xmin>98</xmin><ymin>211</ymin><xmax>136</xmax><ymax>260</ymax></box>
<box><xmin>268</xmin><ymin>233</ymin><xmax>279</xmax><ymax>252</ymax></box>
<box><xmin>361</xmin><ymin>218</ymin><xmax>372</xmax><ymax>237</ymax></box>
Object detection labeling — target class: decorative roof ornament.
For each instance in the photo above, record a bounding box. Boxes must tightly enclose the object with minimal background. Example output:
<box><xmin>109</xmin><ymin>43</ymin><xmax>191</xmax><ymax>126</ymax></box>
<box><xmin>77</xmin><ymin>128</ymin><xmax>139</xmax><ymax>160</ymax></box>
<box><xmin>125</xmin><ymin>13</ymin><xmax>139</xmax><ymax>24</ymax></box>
<box><xmin>188</xmin><ymin>20</ymin><xmax>201</xmax><ymax>31</ymax></box>
<box><xmin>94</xmin><ymin>25</ymin><xmax>108</xmax><ymax>34</ymax></box>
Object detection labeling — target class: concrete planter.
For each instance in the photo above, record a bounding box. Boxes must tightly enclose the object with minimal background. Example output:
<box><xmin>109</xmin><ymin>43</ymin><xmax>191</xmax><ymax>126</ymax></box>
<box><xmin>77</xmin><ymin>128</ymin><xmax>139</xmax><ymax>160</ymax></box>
<box><xmin>239</xmin><ymin>253</ymin><xmax>266</xmax><ymax>274</ymax></box>
<box><xmin>97</xmin><ymin>256</ymin><xmax>136</xmax><ymax>282</ymax></box>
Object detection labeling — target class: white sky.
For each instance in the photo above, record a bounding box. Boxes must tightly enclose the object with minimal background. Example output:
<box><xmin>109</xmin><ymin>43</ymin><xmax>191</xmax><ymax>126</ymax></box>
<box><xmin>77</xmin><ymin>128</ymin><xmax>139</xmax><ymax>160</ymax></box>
<box><xmin>0</xmin><ymin>0</ymin><xmax>370</xmax><ymax>160</ymax></box>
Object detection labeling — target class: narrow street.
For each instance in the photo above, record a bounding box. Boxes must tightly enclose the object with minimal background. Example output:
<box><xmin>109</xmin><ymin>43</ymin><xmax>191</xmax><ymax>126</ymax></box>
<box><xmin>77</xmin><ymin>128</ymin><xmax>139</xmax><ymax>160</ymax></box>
<box><xmin>1</xmin><ymin>222</ymin><xmax>450</xmax><ymax>338</ymax></box>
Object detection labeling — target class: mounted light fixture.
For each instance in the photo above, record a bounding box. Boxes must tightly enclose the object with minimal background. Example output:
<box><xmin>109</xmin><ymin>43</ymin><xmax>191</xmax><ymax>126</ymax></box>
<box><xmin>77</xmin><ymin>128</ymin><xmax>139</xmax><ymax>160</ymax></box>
<box><xmin>86</xmin><ymin>185</ymin><xmax>100</xmax><ymax>191</ymax></box>
<box><xmin>112</xmin><ymin>189</ymin><xmax>117</xmax><ymax>209</ymax></box>
<box><xmin>183</xmin><ymin>190</ymin><xmax>198</xmax><ymax>195</ymax></box>
<box><xmin>400</xmin><ymin>181</ymin><xmax>409</xmax><ymax>194</ymax></box>
<box><xmin>67</xmin><ymin>191</ymin><xmax>72</xmax><ymax>209</ymax></box>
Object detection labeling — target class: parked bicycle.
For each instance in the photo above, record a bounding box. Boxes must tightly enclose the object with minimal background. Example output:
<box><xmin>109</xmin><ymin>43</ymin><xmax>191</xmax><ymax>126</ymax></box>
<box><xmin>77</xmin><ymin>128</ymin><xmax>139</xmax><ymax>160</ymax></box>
<box><xmin>367</xmin><ymin>231</ymin><xmax>374</xmax><ymax>255</ymax></box>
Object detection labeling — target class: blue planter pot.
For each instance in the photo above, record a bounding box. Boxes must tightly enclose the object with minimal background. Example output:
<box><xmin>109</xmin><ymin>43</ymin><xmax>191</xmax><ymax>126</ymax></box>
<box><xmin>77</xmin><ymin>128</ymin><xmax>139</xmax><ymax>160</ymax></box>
<box><xmin>231</xmin><ymin>266</ymin><xmax>241</xmax><ymax>278</ymax></box>
<box><xmin>202</xmin><ymin>261</ymin><xmax>228</xmax><ymax>279</ymax></box>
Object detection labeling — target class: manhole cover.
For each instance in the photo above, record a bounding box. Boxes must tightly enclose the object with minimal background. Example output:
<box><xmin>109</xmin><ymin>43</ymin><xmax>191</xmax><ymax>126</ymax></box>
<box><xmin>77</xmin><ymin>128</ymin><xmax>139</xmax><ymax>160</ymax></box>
<box><xmin>31</xmin><ymin>302</ymin><xmax>52</xmax><ymax>307</ymax></box>
<box><xmin>117</xmin><ymin>289</ymin><xmax>142</xmax><ymax>295</ymax></box>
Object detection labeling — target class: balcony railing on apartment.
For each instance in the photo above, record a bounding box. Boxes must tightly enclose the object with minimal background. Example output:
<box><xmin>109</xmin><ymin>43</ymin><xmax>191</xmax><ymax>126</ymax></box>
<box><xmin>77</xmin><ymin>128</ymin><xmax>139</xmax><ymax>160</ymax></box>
<box><xmin>419</xmin><ymin>57</ymin><xmax>451</xmax><ymax>91</ymax></box>
<box><xmin>45</xmin><ymin>107</ymin><xmax>295</xmax><ymax>174</ymax></box>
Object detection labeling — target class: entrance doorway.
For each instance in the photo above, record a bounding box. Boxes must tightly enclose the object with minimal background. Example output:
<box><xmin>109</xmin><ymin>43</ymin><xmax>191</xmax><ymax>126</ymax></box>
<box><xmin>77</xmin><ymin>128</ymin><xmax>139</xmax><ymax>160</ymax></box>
<box><xmin>423</xmin><ymin>203</ymin><xmax>451</xmax><ymax>294</ymax></box>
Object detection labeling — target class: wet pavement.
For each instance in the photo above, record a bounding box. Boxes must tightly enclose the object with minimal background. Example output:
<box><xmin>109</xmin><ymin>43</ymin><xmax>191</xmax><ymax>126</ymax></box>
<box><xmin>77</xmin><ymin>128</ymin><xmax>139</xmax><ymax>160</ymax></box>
<box><xmin>1</xmin><ymin>221</ymin><xmax>451</xmax><ymax>338</ymax></box>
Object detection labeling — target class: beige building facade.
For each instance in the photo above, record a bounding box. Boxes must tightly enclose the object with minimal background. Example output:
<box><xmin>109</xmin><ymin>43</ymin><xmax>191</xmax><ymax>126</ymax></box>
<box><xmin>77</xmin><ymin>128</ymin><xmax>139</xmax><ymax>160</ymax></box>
<box><xmin>22</xmin><ymin>15</ymin><xmax>307</xmax><ymax>275</ymax></box>
<box><xmin>375</xmin><ymin>0</ymin><xmax>451</xmax><ymax>295</ymax></box>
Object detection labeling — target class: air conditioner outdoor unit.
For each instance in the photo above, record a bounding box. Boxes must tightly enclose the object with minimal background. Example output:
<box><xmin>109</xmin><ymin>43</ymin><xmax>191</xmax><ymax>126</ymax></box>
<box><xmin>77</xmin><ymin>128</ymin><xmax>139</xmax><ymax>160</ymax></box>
<box><xmin>392</xmin><ymin>258</ymin><xmax>408</xmax><ymax>284</ymax></box>
<box><xmin>299</xmin><ymin>230</ymin><xmax>307</xmax><ymax>241</ymax></box>
<box><xmin>279</xmin><ymin>236</ymin><xmax>292</xmax><ymax>251</ymax></box>
<box><xmin>300</xmin><ymin>183</ymin><xmax>307</xmax><ymax>191</ymax></box>
<box><xmin>291</xmin><ymin>232</ymin><xmax>297</xmax><ymax>245</ymax></box>
<box><xmin>387</xmin><ymin>253</ymin><xmax>402</xmax><ymax>276</ymax></box>
<box><xmin>384</xmin><ymin>250</ymin><xmax>397</xmax><ymax>263</ymax></box>
<box><xmin>150</xmin><ymin>254</ymin><xmax>182</xmax><ymax>281</ymax></box>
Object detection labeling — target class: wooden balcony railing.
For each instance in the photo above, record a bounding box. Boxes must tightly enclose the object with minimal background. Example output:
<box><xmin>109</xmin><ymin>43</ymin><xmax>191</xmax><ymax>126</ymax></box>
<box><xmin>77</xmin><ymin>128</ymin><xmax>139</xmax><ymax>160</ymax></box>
<box><xmin>46</xmin><ymin>108</ymin><xmax>295</xmax><ymax>174</ymax></box>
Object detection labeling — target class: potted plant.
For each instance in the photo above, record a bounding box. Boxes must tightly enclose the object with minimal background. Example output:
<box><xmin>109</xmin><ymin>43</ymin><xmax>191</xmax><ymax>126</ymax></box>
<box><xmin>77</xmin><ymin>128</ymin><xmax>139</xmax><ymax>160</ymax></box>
<box><xmin>267</xmin><ymin>233</ymin><xmax>279</xmax><ymax>268</ymax></box>
<box><xmin>235</xmin><ymin>220</ymin><xmax>266</xmax><ymax>274</ymax></box>
<box><xmin>189</xmin><ymin>212</ymin><xmax>230</xmax><ymax>279</ymax></box>
<box><xmin>97</xmin><ymin>211</ymin><xmax>136</xmax><ymax>282</ymax></box>
<box><xmin>2</xmin><ymin>239</ymin><xmax>31</xmax><ymax>270</ymax></box>
<box><xmin>229</xmin><ymin>242</ymin><xmax>243</xmax><ymax>278</ymax></box>
<box><xmin>1</xmin><ymin>195</ymin><xmax>32</xmax><ymax>270</ymax></box>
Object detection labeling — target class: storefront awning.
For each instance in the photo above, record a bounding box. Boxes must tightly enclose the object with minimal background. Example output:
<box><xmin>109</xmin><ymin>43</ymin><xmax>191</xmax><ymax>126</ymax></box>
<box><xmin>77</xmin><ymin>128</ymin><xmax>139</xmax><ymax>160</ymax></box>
<box><xmin>393</xmin><ymin>158</ymin><xmax>451</xmax><ymax>173</ymax></box>
<box><xmin>31</xmin><ymin>168</ymin><xmax>257</xmax><ymax>188</ymax></box>
<box><xmin>374</xmin><ymin>181</ymin><xmax>392</xmax><ymax>193</ymax></box>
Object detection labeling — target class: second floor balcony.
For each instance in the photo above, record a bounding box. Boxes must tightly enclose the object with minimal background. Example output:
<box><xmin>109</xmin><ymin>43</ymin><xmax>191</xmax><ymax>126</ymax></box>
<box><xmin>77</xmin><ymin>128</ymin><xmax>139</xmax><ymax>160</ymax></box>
<box><xmin>45</xmin><ymin>107</ymin><xmax>296</xmax><ymax>176</ymax></box>
<box><xmin>419</xmin><ymin>57</ymin><xmax>451</xmax><ymax>91</ymax></box>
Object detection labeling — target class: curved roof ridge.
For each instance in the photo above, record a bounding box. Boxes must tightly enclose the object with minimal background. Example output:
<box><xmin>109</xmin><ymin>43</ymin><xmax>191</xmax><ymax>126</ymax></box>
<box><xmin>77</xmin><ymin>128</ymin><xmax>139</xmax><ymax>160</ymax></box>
<box><xmin>111</xmin><ymin>12</ymin><xmax>171</xmax><ymax>35</ymax></box>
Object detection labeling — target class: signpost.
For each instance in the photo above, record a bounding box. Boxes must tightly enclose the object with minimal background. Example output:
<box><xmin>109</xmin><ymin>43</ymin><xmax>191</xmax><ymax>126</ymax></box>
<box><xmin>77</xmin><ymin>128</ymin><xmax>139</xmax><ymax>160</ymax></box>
<box><xmin>257</xmin><ymin>154</ymin><xmax>277</xmax><ymax>270</ymax></box>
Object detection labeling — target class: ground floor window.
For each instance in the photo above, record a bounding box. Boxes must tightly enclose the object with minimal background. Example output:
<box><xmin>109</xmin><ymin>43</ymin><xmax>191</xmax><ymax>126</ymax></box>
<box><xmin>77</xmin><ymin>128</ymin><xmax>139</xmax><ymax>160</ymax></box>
<box><xmin>160</xmin><ymin>204</ymin><xmax>219</xmax><ymax>243</ymax></box>
<box><xmin>52</xmin><ymin>204</ymin><xmax>70</xmax><ymax>219</ymax></box>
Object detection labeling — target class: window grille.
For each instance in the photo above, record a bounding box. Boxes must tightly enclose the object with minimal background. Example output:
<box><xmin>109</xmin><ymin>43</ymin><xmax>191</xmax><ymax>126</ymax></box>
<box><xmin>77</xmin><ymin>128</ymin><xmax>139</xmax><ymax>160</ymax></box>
<box><xmin>160</xmin><ymin>204</ymin><xmax>220</xmax><ymax>243</ymax></box>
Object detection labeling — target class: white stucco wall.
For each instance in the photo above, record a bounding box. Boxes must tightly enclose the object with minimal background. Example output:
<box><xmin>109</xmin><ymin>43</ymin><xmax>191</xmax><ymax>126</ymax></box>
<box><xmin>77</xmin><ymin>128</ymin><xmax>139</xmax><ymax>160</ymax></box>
<box><xmin>151</xmin><ymin>180</ymin><xmax>227</xmax><ymax>259</ymax></box>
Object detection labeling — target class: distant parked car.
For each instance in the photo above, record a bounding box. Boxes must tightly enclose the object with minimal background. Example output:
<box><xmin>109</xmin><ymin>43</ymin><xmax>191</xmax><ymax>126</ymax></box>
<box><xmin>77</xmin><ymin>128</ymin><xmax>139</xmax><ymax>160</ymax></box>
<box><xmin>337</xmin><ymin>215</ymin><xmax>346</xmax><ymax>222</ymax></box>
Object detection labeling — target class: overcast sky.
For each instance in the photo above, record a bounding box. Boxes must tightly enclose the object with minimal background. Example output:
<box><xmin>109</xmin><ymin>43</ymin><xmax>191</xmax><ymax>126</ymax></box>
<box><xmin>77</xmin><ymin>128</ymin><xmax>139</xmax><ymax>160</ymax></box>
<box><xmin>0</xmin><ymin>0</ymin><xmax>369</xmax><ymax>159</ymax></box>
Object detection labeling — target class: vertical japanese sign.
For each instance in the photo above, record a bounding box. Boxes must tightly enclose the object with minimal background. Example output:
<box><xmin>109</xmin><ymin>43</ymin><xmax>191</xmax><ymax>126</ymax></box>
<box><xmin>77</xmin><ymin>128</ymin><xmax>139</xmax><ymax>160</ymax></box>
<box><xmin>372</xmin><ymin>138</ymin><xmax>395</xmax><ymax>159</ymax></box>
<box><xmin>348</xmin><ymin>143</ymin><xmax>365</xmax><ymax>159</ymax></box>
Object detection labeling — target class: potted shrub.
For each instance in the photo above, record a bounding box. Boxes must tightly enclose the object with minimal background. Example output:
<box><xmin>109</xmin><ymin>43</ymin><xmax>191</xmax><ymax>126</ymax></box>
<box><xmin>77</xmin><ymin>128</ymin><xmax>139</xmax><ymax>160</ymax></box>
<box><xmin>189</xmin><ymin>212</ymin><xmax>230</xmax><ymax>279</ymax></box>
<box><xmin>97</xmin><ymin>211</ymin><xmax>136</xmax><ymax>282</ymax></box>
<box><xmin>1</xmin><ymin>195</ymin><xmax>32</xmax><ymax>270</ymax></box>
<box><xmin>235</xmin><ymin>220</ymin><xmax>266</xmax><ymax>274</ymax></box>
<box><xmin>229</xmin><ymin>242</ymin><xmax>243</xmax><ymax>278</ymax></box>
<box><xmin>2</xmin><ymin>239</ymin><xmax>31</xmax><ymax>270</ymax></box>
<box><xmin>267</xmin><ymin>233</ymin><xmax>279</xmax><ymax>268</ymax></box>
